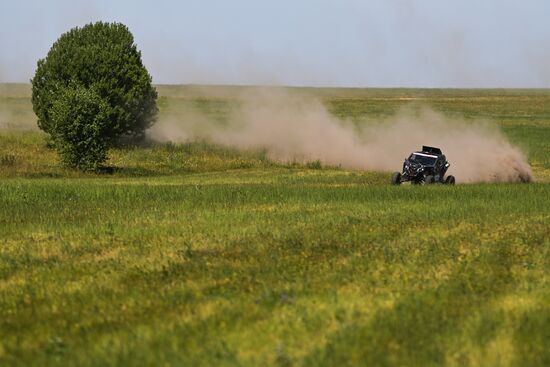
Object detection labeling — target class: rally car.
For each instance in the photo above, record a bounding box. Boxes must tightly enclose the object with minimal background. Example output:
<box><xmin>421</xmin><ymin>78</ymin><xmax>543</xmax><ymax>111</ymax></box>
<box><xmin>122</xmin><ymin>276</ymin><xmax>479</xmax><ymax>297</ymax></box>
<box><xmin>391</xmin><ymin>146</ymin><xmax>455</xmax><ymax>185</ymax></box>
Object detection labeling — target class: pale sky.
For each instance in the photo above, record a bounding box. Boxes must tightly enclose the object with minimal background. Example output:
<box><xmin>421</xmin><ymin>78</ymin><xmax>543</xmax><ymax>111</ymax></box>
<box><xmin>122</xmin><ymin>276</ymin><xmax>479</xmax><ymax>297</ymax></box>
<box><xmin>1</xmin><ymin>0</ymin><xmax>549</xmax><ymax>87</ymax></box>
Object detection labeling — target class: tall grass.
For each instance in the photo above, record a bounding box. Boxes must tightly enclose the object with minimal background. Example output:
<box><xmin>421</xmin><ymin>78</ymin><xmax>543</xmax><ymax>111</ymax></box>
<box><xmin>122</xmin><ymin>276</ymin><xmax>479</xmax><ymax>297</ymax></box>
<box><xmin>0</xmin><ymin>176</ymin><xmax>548</xmax><ymax>365</ymax></box>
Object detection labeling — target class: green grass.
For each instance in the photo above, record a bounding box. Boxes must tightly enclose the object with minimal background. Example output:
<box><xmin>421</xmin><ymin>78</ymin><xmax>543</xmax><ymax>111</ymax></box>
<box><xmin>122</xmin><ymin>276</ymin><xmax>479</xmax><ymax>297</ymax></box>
<box><xmin>1</xmin><ymin>84</ymin><xmax>549</xmax><ymax>366</ymax></box>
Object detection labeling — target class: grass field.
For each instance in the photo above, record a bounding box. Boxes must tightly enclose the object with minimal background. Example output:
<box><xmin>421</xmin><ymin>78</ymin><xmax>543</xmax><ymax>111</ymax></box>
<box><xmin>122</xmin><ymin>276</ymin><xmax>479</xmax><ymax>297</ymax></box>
<box><xmin>1</xmin><ymin>84</ymin><xmax>549</xmax><ymax>366</ymax></box>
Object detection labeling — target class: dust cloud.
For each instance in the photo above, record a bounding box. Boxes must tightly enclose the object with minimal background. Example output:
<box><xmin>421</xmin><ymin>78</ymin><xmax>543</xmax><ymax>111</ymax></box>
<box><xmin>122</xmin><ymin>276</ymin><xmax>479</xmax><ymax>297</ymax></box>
<box><xmin>0</xmin><ymin>104</ymin><xmax>17</xmax><ymax>130</ymax></box>
<box><xmin>149</xmin><ymin>88</ymin><xmax>533</xmax><ymax>183</ymax></box>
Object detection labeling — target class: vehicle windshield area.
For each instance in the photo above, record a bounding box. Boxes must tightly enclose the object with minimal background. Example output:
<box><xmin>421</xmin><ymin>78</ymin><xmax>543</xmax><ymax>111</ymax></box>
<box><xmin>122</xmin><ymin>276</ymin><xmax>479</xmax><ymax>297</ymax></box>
<box><xmin>409</xmin><ymin>153</ymin><xmax>437</xmax><ymax>166</ymax></box>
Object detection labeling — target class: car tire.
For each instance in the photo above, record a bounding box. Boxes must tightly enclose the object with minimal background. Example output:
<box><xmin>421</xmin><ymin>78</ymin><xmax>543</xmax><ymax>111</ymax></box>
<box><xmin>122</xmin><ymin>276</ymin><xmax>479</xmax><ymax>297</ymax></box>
<box><xmin>391</xmin><ymin>172</ymin><xmax>402</xmax><ymax>185</ymax></box>
<box><xmin>425</xmin><ymin>175</ymin><xmax>435</xmax><ymax>184</ymax></box>
<box><xmin>445</xmin><ymin>175</ymin><xmax>456</xmax><ymax>185</ymax></box>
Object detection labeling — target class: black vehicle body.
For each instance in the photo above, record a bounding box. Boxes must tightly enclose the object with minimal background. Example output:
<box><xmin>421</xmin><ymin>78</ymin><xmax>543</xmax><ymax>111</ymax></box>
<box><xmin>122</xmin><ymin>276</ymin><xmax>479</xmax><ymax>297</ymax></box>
<box><xmin>391</xmin><ymin>146</ymin><xmax>455</xmax><ymax>185</ymax></box>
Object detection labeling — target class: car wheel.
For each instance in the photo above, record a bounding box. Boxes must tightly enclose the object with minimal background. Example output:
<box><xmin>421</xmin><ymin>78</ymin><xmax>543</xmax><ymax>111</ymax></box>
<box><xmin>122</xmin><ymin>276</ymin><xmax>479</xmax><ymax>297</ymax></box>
<box><xmin>391</xmin><ymin>172</ymin><xmax>402</xmax><ymax>185</ymax></box>
<box><xmin>445</xmin><ymin>175</ymin><xmax>456</xmax><ymax>185</ymax></box>
<box><xmin>425</xmin><ymin>175</ymin><xmax>435</xmax><ymax>184</ymax></box>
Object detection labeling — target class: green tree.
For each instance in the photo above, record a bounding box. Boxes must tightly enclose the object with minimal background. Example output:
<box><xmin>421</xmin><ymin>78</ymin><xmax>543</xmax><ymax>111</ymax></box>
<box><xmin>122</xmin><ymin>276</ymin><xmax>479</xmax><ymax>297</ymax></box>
<box><xmin>31</xmin><ymin>22</ymin><xmax>158</xmax><ymax>169</ymax></box>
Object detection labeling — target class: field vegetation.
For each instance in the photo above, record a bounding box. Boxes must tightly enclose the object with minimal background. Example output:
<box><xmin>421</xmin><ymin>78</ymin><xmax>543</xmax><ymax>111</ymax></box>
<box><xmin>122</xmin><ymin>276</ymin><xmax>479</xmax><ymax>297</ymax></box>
<box><xmin>0</xmin><ymin>83</ymin><xmax>549</xmax><ymax>366</ymax></box>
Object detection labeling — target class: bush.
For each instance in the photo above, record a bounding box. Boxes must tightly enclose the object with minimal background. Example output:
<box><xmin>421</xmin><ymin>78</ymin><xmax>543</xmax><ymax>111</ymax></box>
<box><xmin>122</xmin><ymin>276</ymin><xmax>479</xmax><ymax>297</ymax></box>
<box><xmin>31</xmin><ymin>22</ymin><xmax>158</xmax><ymax>169</ymax></box>
<box><xmin>49</xmin><ymin>85</ymin><xmax>111</xmax><ymax>170</ymax></box>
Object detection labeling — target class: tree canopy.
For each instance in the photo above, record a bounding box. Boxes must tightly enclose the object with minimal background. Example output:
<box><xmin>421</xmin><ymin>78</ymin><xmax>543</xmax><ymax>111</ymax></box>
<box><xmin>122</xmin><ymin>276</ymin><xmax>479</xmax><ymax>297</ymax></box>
<box><xmin>31</xmin><ymin>22</ymin><xmax>158</xmax><ymax>169</ymax></box>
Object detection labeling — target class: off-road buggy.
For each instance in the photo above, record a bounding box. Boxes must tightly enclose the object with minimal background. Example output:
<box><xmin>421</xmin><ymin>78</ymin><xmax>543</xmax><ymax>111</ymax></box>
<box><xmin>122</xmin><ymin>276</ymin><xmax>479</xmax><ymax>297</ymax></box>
<box><xmin>391</xmin><ymin>146</ymin><xmax>455</xmax><ymax>185</ymax></box>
